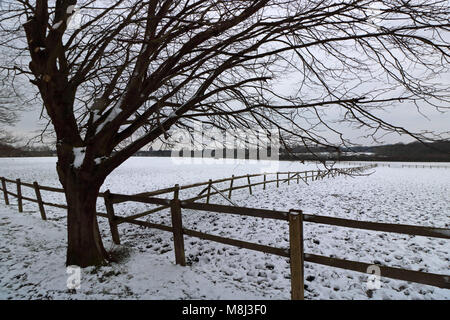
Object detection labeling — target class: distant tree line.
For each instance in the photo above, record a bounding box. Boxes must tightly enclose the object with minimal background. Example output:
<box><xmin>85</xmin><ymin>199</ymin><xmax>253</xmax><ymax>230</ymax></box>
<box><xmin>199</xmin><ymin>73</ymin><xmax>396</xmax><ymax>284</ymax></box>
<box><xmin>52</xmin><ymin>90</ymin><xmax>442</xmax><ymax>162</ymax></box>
<box><xmin>134</xmin><ymin>140</ymin><xmax>450</xmax><ymax>162</ymax></box>
<box><xmin>2</xmin><ymin>140</ymin><xmax>449</xmax><ymax>162</ymax></box>
<box><xmin>281</xmin><ymin>141</ymin><xmax>450</xmax><ymax>162</ymax></box>
<box><xmin>0</xmin><ymin>142</ymin><xmax>55</xmax><ymax>157</ymax></box>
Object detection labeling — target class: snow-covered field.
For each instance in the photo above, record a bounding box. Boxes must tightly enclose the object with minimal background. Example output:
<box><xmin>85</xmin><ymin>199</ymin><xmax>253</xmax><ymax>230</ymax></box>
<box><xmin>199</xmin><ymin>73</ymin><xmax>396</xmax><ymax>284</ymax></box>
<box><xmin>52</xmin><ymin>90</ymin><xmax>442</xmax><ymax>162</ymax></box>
<box><xmin>0</xmin><ymin>157</ymin><xmax>449</xmax><ymax>300</ymax></box>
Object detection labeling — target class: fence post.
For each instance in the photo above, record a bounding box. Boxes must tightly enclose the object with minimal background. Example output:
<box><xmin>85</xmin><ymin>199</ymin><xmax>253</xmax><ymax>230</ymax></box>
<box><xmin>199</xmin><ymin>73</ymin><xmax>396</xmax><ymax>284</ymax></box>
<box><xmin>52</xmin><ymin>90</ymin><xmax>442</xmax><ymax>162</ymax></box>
<box><xmin>206</xmin><ymin>179</ymin><xmax>212</xmax><ymax>204</ymax></box>
<box><xmin>16</xmin><ymin>179</ymin><xmax>23</xmax><ymax>213</ymax></box>
<box><xmin>1</xmin><ymin>177</ymin><xmax>9</xmax><ymax>205</ymax></box>
<box><xmin>228</xmin><ymin>175</ymin><xmax>234</xmax><ymax>199</ymax></box>
<box><xmin>171</xmin><ymin>184</ymin><xmax>186</xmax><ymax>266</ymax></box>
<box><xmin>305</xmin><ymin>171</ymin><xmax>308</xmax><ymax>182</ymax></box>
<box><xmin>104</xmin><ymin>190</ymin><xmax>121</xmax><ymax>245</ymax></box>
<box><xmin>277</xmin><ymin>172</ymin><xmax>279</xmax><ymax>188</ymax></box>
<box><xmin>263</xmin><ymin>173</ymin><xmax>266</xmax><ymax>190</ymax></box>
<box><xmin>289</xmin><ymin>209</ymin><xmax>304</xmax><ymax>300</ymax></box>
<box><xmin>33</xmin><ymin>181</ymin><xmax>46</xmax><ymax>220</ymax></box>
<box><xmin>247</xmin><ymin>174</ymin><xmax>252</xmax><ymax>195</ymax></box>
<box><xmin>287</xmin><ymin>172</ymin><xmax>290</xmax><ymax>185</ymax></box>
<box><xmin>297</xmin><ymin>172</ymin><xmax>299</xmax><ymax>184</ymax></box>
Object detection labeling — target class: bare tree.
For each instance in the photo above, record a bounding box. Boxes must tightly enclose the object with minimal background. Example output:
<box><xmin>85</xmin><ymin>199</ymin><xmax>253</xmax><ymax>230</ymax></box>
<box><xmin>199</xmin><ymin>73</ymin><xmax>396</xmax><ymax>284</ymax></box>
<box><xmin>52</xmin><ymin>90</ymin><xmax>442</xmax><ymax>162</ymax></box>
<box><xmin>0</xmin><ymin>0</ymin><xmax>449</xmax><ymax>266</ymax></box>
<box><xmin>0</xmin><ymin>81</ymin><xmax>24</xmax><ymax>144</ymax></box>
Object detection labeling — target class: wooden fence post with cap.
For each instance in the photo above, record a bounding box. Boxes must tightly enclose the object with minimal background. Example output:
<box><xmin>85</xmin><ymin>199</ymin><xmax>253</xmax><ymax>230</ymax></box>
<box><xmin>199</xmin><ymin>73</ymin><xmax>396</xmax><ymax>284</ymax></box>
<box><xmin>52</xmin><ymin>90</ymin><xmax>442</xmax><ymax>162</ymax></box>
<box><xmin>171</xmin><ymin>184</ymin><xmax>186</xmax><ymax>266</ymax></box>
<box><xmin>289</xmin><ymin>209</ymin><xmax>304</xmax><ymax>300</ymax></box>
<box><xmin>33</xmin><ymin>181</ymin><xmax>46</xmax><ymax>220</ymax></box>
<box><xmin>104</xmin><ymin>190</ymin><xmax>121</xmax><ymax>245</ymax></box>
<box><xmin>1</xmin><ymin>177</ymin><xmax>9</xmax><ymax>205</ymax></box>
<box><xmin>16</xmin><ymin>179</ymin><xmax>23</xmax><ymax>212</ymax></box>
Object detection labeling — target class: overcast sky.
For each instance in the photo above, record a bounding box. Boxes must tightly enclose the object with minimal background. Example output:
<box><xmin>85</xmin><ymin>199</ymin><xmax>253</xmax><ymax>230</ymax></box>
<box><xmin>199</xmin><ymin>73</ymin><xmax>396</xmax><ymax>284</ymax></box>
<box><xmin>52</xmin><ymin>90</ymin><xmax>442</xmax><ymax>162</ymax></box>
<box><xmin>10</xmin><ymin>66</ymin><xmax>450</xmax><ymax>147</ymax></box>
<box><xmin>4</xmin><ymin>1</ymin><xmax>450</xmax><ymax>148</ymax></box>
<box><xmin>10</xmin><ymin>95</ymin><xmax>450</xmax><ymax>147</ymax></box>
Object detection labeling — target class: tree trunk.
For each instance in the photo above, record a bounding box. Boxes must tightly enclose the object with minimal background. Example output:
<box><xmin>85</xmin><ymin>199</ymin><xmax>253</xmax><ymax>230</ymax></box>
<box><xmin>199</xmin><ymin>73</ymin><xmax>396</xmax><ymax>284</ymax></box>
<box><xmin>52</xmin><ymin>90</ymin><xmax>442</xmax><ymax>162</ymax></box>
<box><xmin>61</xmin><ymin>170</ymin><xmax>110</xmax><ymax>267</ymax></box>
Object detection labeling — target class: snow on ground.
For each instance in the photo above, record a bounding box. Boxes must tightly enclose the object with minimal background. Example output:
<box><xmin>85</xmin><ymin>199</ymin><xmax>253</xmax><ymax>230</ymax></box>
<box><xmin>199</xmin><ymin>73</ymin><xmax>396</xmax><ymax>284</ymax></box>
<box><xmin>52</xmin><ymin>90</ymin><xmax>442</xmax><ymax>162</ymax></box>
<box><xmin>0</xmin><ymin>157</ymin><xmax>449</xmax><ymax>300</ymax></box>
<box><xmin>0</xmin><ymin>204</ymin><xmax>261</xmax><ymax>300</ymax></box>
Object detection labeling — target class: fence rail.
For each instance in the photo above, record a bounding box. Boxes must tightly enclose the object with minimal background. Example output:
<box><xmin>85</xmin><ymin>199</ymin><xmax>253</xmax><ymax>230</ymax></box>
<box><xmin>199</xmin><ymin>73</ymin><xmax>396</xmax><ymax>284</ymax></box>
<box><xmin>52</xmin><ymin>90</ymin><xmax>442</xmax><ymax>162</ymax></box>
<box><xmin>1</xmin><ymin>163</ymin><xmax>449</xmax><ymax>299</ymax></box>
<box><xmin>107</xmin><ymin>192</ymin><xmax>450</xmax><ymax>297</ymax></box>
<box><xmin>1</xmin><ymin>165</ymin><xmax>372</xmax><ymax>230</ymax></box>
<box><xmin>336</xmin><ymin>162</ymin><xmax>450</xmax><ymax>169</ymax></box>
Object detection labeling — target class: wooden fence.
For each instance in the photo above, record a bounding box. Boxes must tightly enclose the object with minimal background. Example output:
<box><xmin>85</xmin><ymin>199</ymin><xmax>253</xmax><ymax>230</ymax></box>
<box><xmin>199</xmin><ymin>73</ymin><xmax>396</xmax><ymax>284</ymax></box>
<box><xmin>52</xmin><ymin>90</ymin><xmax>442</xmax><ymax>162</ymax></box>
<box><xmin>337</xmin><ymin>161</ymin><xmax>450</xmax><ymax>169</ymax></box>
<box><xmin>0</xmin><ymin>165</ymin><xmax>374</xmax><ymax>222</ymax></box>
<box><xmin>1</xmin><ymin>164</ymin><xmax>449</xmax><ymax>299</ymax></box>
<box><xmin>104</xmin><ymin>192</ymin><xmax>450</xmax><ymax>299</ymax></box>
<box><xmin>376</xmin><ymin>163</ymin><xmax>450</xmax><ymax>169</ymax></box>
